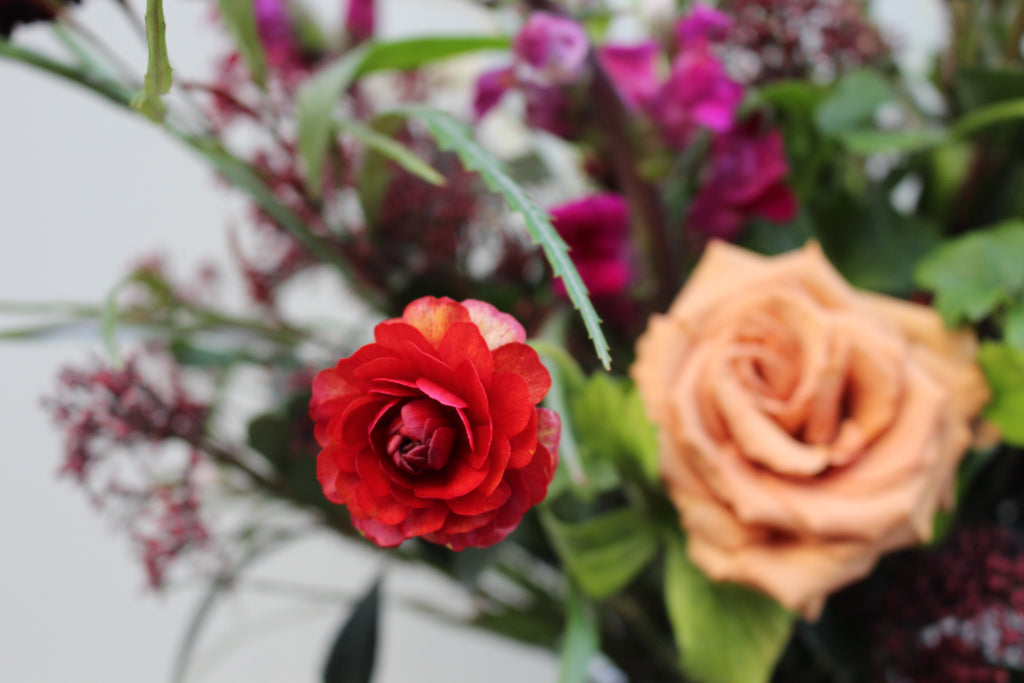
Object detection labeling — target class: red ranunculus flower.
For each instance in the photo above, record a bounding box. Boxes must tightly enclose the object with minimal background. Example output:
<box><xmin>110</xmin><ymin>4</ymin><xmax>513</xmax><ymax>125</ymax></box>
<box><xmin>311</xmin><ymin>297</ymin><xmax>560</xmax><ymax>550</ymax></box>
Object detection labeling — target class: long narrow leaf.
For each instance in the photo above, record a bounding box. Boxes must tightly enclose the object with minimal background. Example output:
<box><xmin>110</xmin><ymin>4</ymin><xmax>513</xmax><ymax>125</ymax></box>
<box><xmin>214</xmin><ymin>0</ymin><xmax>267</xmax><ymax>87</ymax></box>
<box><xmin>296</xmin><ymin>45</ymin><xmax>370</xmax><ymax>194</ymax></box>
<box><xmin>558</xmin><ymin>587</ymin><xmax>600</xmax><ymax>683</ymax></box>
<box><xmin>133</xmin><ymin>0</ymin><xmax>173</xmax><ymax>120</ymax></box>
<box><xmin>323</xmin><ymin>577</ymin><xmax>382</xmax><ymax>683</ymax></box>
<box><xmin>394</xmin><ymin>106</ymin><xmax>611</xmax><ymax>369</ymax></box>
<box><xmin>337</xmin><ymin>118</ymin><xmax>444</xmax><ymax>186</ymax></box>
<box><xmin>296</xmin><ymin>36</ymin><xmax>509</xmax><ymax>196</ymax></box>
<box><xmin>0</xmin><ymin>41</ymin><xmax>134</xmax><ymax>106</ymax></box>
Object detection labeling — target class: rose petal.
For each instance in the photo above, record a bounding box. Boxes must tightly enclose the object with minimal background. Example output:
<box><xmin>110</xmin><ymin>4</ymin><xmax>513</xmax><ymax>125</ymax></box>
<box><xmin>492</xmin><ymin>344</ymin><xmax>551</xmax><ymax>405</ymax></box>
<box><xmin>439</xmin><ymin>322</ymin><xmax>494</xmax><ymax>385</ymax></box>
<box><xmin>462</xmin><ymin>299</ymin><xmax>526</xmax><ymax>348</ymax></box>
<box><xmin>447</xmin><ymin>480</ymin><xmax>512</xmax><ymax>515</ymax></box>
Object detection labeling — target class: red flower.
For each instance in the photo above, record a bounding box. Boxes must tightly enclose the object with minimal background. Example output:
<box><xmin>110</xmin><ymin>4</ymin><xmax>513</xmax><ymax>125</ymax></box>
<box><xmin>311</xmin><ymin>297</ymin><xmax>560</xmax><ymax>550</ymax></box>
<box><xmin>550</xmin><ymin>193</ymin><xmax>633</xmax><ymax>297</ymax></box>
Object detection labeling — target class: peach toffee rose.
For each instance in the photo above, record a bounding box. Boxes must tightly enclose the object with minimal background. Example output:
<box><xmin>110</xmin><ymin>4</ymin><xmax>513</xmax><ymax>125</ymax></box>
<box><xmin>311</xmin><ymin>297</ymin><xmax>559</xmax><ymax>550</ymax></box>
<box><xmin>631</xmin><ymin>241</ymin><xmax>989</xmax><ymax>619</ymax></box>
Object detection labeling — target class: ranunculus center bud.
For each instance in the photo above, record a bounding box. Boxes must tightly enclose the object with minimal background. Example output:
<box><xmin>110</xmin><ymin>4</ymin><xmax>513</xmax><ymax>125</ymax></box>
<box><xmin>383</xmin><ymin>400</ymin><xmax>455</xmax><ymax>475</ymax></box>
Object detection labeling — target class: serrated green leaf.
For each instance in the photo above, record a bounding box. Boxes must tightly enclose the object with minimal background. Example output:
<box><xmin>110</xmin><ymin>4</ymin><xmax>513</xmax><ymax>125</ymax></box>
<box><xmin>337</xmin><ymin>118</ymin><xmax>444</xmax><ymax>186</ymax></box>
<box><xmin>664</xmin><ymin>536</ymin><xmax>794</xmax><ymax>683</ymax></box>
<box><xmin>978</xmin><ymin>342</ymin><xmax>1024</xmax><ymax>445</ymax></box>
<box><xmin>543</xmin><ymin>508</ymin><xmax>658</xmax><ymax>599</ymax></box>
<box><xmin>297</xmin><ymin>36</ymin><xmax>509</xmax><ymax>195</ymax></box>
<box><xmin>814</xmin><ymin>69</ymin><xmax>894</xmax><ymax>136</ymax></box>
<box><xmin>914</xmin><ymin>221</ymin><xmax>1024</xmax><ymax>325</ymax></box>
<box><xmin>134</xmin><ymin>0</ymin><xmax>173</xmax><ymax>121</ymax></box>
<box><xmin>559</xmin><ymin>588</ymin><xmax>599</xmax><ymax>683</ymax></box>
<box><xmin>323</xmin><ymin>577</ymin><xmax>382</xmax><ymax>683</ymax></box>
<box><xmin>214</xmin><ymin>0</ymin><xmax>267</xmax><ymax>88</ymax></box>
<box><xmin>395</xmin><ymin>106</ymin><xmax>611</xmax><ymax>369</ymax></box>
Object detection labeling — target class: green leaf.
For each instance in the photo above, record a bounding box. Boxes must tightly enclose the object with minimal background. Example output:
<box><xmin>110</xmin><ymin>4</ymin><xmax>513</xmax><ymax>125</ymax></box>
<box><xmin>214</xmin><ymin>0</ymin><xmax>267</xmax><ymax>88</ymax></box>
<box><xmin>247</xmin><ymin>413</ymin><xmax>292</xmax><ymax>463</ymax></box>
<box><xmin>354</xmin><ymin>35</ymin><xmax>508</xmax><ymax>75</ymax></box>
<box><xmin>914</xmin><ymin>220</ymin><xmax>1024</xmax><ymax>325</ymax></box>
<box><xmin>134</xmin><ymin>0</ymin><xmax>173</xmax><ymax>121</ymax></box>
<box><xmin>543</xmin><ymin>507</ymin><xmax>658</xmax><ymax>599</ymax></box>
<box><xmin>337</xmin><ymin>118</ymin><xmax>444</xmax><ymax>186</ymax></box>
<box><xmin>1005</xmin><ymin>303</ymin><xmax>1024</xmax><ymax>350</ymax></box>
<box><xmin>297</xmin><ymin>45</ymin><xmax>370</xmax><ymax>194</ymax></box>
<box><xmin>951</xmin><ymin>97</ymin><xmax>1024</xmax><ymax>139</ymax></box>
<box><xmin>395</xmin><ymin>106</ymin><xmax>611</xmax><ymax>369</ymax></box>
<box><xmin>571</xmin><ymin>373</ymin><xmax>659</xmax><ymax>484</ymax></box>
<box><xmin>558</xmin><ymin>588</ymin><xmax>600</xmax><ymax>683</ymax></box>
<box><xmin>814</xmin><ymin>69</ymin><xmax>894</xmax><ymax>136</ymax></box>
<box><xmin>101</xmin><ymin>279</ymin><xmax>125</xmax><ymax>369</ymax></box>
<box><xmin>837</xmin><ymin>128</ymin><xmax>948</xmax><ymax>155</ymax></box>
<box><xmin>978</xmin><ymin>342</ymin><xmax>1024</xmax><ymax>445</ymax></box>
<box><xmin>323</xmin><ymin>577</ymin><xmax>382</xmax><ymax>683</ymax></box>
<box><xmin>297</xmin><ymin>36</ymin><xmax>509</xmax><ymax>195</ymax></box>
<box><xmin>664</xmin><ymin>536</ymin><xmax>794</xmax><ymax>683</ymax></box>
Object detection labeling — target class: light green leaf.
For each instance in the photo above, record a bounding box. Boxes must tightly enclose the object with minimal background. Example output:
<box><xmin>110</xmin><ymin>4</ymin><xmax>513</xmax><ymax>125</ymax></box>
<box><xmin>1005</xmin><ymin>303</ymin><xmax>1024</xmax><ymax>350</ymax></box>
<box><xmin>296</xmin><ymin>36</ymin><xmax>509</xmax><ymax>195</ymax></box>
<box><xmin>558</xmin><ymin>588</ymin><xmax>600</xmax><ymax>683</ymax></box>
<box><xmin>214</xmin><ymin>0</ymin><xmax>267</xmax><ymax>88</ymax></box>
<box><xmin>664</xmin><ymin>536</ymin><xmax>794</xmax><ymax>683</ymax></box>
<box><xmin>134</xmin><ymin>0</ymin><xmax>173</xmax><ymax>121</ymax></box>
<box><xmin>914</xmin><ymin>220</ymin><xmax>1024</xmax><ymax>325</ymax></box>
<box><xmin>978</xmin><ymin>342</ymin><xmax>1024</xmax><ymax>445</ymax></box>
<box><xmin>296</xmin><ymin>44</ymin><xmax>370</xmax><ymax>194</ymax></box>
<box><xmin>101</xmin><ymin>278</ymin><xmax>127</xmax><ymax>369</ymax></box>
<box><xmin>951</xmin><ymin>97</ymin><xmax>1024</xmax><ymax>138</ymax></box>
<box><xmin>571</xmin><ymin>373</ymin><xmax>659</xmax><ymax>484</ymax></box>
<box><xmin>543</xmin><ymin>508</ymin><xmax>658</xmax><ymax>599</ymax></box>
<box><xmin>814</xmin><ymin>69</ymin><xmax>894</xmax><ymax>136</ymax></box>
<box><xmin>337</xmin><ymin>118</ymin><xmax>444</xmax><ymax>186</ymax></box>
<box><xmin>354</xmin><ymin>35</ymin><xmax>508</xmax><ymax>74</ymax></box>
<box><xmin>838</xmin><ymin>128</ymin><xmax>948</xmax><ymax>154</ymax></box>
<box><xmin>396</xmin><ymin>106</ymin><xmax>611</xmax><ymax>369</ymax></box>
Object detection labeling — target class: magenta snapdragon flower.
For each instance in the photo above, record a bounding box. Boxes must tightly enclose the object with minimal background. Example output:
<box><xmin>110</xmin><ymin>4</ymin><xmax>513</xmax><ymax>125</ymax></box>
<box><xmin>549</xmin><ymin>194</ymin><xmax>633</xmax><ymax>297</ymax></box>
<box><xmin>686</xmin><ymin>120</ymin><xmax>798</xmax><ymax>239</ymax></box>
<box><xmin>472</xmin><ymin>12</ymin><xmax>587</xmax><ymax>137</ymax></box>
<box><xmin>344</xmin><ymin>0</ymin><xmax>375</xmax><ymax>45</ymax></box>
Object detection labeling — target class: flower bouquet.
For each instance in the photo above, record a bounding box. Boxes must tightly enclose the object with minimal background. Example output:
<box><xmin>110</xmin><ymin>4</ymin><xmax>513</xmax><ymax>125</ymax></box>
<box><xmin>4</xmin><ymin>0</ymin><xmax>1024</xmax><ymax>681</ymax></box>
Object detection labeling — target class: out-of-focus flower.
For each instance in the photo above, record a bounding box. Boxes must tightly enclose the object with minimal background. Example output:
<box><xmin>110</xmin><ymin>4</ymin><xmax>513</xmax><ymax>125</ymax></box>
<box><xmin>597</xmin><ymin>42</ymin><xmax>660</xmax><ymax>109</ymax></box>
<box><xmin>513</xmin><ymin>11</ymin><xmax>589</xmax><ymax>85</ymax></box>
<box><xmin>647</xmin><ymin>47</ymin><xmax>743</xmax><ymax>146</ymax></box>
<box><xmin>631</xmin><ymin>241</ymin><xmax>990</xmax><ymax>619</ymax></box>
<box><xmin>0</xmin><ymin>0</ymin><xmax>80</xmax><ymax>36</ymax></box>
<box><xmin>601</xmin><ymin>4</ymin><xmax>743</xmax><ymax>146</ymax></box>
<box><xmin>675</xmin><ymin>2</ymin><xmax>733</xmax><ymax>49</ymax></box>
<box><xmin>45</xmin><ymin>350</ymin><xmax>213</xmax><ymax>589</ymax></box>
<box><xmin>255</xmin><ymin>0</ymin><xmax>297</xmax><ymax>65</ymax></box>
<box><xmin>870</xmin><ymin>523</ymin><xmax>1024</xmax><ymax>682</ymax></box>
<box><xmin>472</xmin><ymin>12</ymin><xmax>587</xmax><ymax>137</ymax></box>
<box><xmin>549</xmin><ymin>193</ymin><xmax>633</xmax><ymax>298</ymax></box>
<box><xmin>686</xmin><ymin>119</ymin><xmax>798</xmax><ymax>239</ymax></box>
<box><xmin>722</xmin><ymin>0</ymin><xmax>889</xmax><ymax>84</ymax></box>
<box><xmin>311</xmin><ymin>297</ymin><xmax>559</xmax><ymax>550</ymax></box>
<box><xmin>344</xmin><ymin>0</ymin><xmax>375</xmax><ymax>45</ymax></box>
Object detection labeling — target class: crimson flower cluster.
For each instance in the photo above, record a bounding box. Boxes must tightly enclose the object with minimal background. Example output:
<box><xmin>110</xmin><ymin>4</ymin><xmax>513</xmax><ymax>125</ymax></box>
<box><xmin>869</xmin><ymin>523</ymin><xmax>1024</xmax><ymax>682</ymax></box>
<box><xmin>45</xmin><ymin>351</ymin><xmax>212</xmax><ymax>588</ymax></box>
<box><xmin>311</xmin><ymin>297</ymin><xmax>559</xmax><ymax>550</ymax></box>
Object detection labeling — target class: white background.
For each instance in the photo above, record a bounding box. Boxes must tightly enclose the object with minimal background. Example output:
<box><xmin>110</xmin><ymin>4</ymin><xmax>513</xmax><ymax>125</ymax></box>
<box><xmin>0</xmin><ymin>0</ymin><xmax>942</xmax><ymax>681</ymax></box>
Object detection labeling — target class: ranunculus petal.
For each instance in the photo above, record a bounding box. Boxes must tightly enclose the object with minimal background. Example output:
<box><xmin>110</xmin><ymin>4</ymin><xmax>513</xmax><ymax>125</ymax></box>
<box><xmin>489</xmin><ymin>372</ymin><xmax>533</xmax><ymax>436</ymax></box>
<box><xmin>401</xmin><ymin>297</ymin><xmax>472</xmax><ymax>347</ymax></box>
<box><xmin>447</xmin><ymin>480</ymin><xmax>511</xmax><ymax>515</ymax></box>
<box><xmin>439</xmin><ymin>322</ymin><xmax>494</xmax><ymax>385</ymax></box>
<box><xmin>462</xmin><ymin>299</ymin><xmax>527</xmax><ymax>348</ymax></box>
<box><xmin>492</xmin><ymin>344</ymin><xmax>551</xmax><ymax>405</ymax></box>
